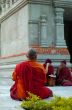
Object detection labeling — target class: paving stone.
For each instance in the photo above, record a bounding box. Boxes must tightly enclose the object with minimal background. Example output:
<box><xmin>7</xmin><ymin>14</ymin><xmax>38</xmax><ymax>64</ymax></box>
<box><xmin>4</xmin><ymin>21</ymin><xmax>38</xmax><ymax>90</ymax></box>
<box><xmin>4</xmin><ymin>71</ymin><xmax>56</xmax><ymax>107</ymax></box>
<box><xmin>0</xmin><ymin>78</ymin><xmax>13</xmax><ymax>86</ymax></box>
<box><xmin>0</xmin><ymin>85</ymin><xmax>24</xmax><ymax>110</ymax></box>
<box><xmin>49</xmin><ymin>86</ymin><xmax>72</xmax><ymax>97</ymax></box>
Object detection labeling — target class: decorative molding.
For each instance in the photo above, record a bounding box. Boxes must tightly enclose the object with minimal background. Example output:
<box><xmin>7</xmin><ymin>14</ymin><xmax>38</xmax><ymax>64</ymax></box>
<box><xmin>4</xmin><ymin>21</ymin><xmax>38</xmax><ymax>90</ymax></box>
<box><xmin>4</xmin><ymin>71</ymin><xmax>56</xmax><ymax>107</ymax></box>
<box><xmin>54</xmin><ymin>0</ymin><xmax>72</xmax><ymax>8</ymax></box>
<box><xmin>55</xmin><ymin>8</ymin><xmax>64</xmax><ymax>24</ymax></box>
<box><xmin>0</xmin><ymin>0</ymin><xmax>52</xmax><ymax>23</ymax></box>
<box><xmin>28</xmin><ymin>20</ymin><xmax>39</xmax><ymax>24</ymax></box>
<box><xmin>31</xmin><ymin>46</ymin><xmax>69</xmax><ymax>55</ymax></box>
<box><xmin>0</xmin><ymin>47</ymin><xmax>70</xmax><ymax>68</ymax></box>
<box><xmin>40</xmin><ymin>14</ymin><xmax>47</xmax><ymax>47</ymax></box>
<box><xmin>0</xmin><ymin>0</ymin><xmax>28</xmax><ymax>23</ymax></box>
<box><xmin>0</xmin><ymin>46</ymin><xmax>69</xmax><ymax>61</ymax></box>
<box><xmin>28</xmin><ymin>0</ymin><xmax>51</xmax><ymax>5</ymax></box>
<box><xmin>28</xmin><ymin>20</ymin><xmax>39</xmax><ymax>45</ymax></box>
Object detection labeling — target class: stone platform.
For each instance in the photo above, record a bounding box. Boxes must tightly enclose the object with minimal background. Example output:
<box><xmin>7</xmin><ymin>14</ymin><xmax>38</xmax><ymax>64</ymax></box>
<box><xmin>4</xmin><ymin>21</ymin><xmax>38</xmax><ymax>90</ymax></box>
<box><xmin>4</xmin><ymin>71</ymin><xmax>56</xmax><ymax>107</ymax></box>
<box><xmin>0</xmin><ymin>83</ymin><xmax>72</xmax><ymax>110</ymax></box>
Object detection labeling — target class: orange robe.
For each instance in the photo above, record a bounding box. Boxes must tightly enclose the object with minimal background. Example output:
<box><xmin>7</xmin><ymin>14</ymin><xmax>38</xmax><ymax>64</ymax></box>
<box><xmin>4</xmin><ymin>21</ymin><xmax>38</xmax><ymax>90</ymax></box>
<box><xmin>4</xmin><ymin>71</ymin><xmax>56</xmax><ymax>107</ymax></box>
<box><xmin>10</xmin><ymin>61</ymin><xmax>53</xmax><ymax>100</ymax></box>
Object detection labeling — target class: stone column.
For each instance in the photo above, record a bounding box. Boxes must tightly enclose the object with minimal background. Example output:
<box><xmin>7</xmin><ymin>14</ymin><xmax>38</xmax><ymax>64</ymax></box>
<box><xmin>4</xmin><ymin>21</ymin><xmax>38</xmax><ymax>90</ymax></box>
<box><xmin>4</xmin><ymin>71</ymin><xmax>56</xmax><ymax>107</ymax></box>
<box><xmin>0</xmin><ymin>5</ymin><xmax>2</xmax><ymax>15</ymax></box>
<box><xmin>14</xmin><ymin>0</ymin><xmax>17</xmax><ymax>3</ymax></box>
<box><xmin>0</xmin><ymin>24</ymin><xmax>1</xmax><ymax>56</ymax></box>
<box><xmin>10</xmin><ymin>0</ymin><xmax>12</xmax><ymax>7</ymax></box>
<box><xmin>1</xmin><ymin>2</ymin><xmax>5</xmax><ymax>13</ymax></box>
<box><xmin>55</xmin><ymin>8</ymin><xmax>66</xmax><ymax>47</ymax></box>
<box><xmin>40</xmin><ymin>15</ymin><xmax>47</xmax><ymax>47</ymax></box>
<box><xmin>6</xmin><ymin>0</ymin><xmax>10</xmax><ymax>10</ymax></box>
<box><xmin>12</xmin><ymin>0</ymin><xmax>17</xmax><ymax>4</ymax></box>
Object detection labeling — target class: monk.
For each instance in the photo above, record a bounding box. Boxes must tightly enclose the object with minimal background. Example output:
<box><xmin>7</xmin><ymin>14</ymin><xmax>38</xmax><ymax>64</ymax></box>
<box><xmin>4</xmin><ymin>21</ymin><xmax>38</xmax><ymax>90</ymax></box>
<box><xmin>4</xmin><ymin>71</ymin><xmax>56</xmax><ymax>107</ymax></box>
<box><xmin>43</xmin><ymin>59</ymin><xmax>54</xmax><ymax>85</ymax></box>
<box><xmin>10</xmin><ymin>49</ymin><xmax>53</xmax><ymax>100</ymax></box>
<box><xmin>56</xmin><ymin>60</ymin><xmax>72</xmax><ymax>86</ymax></box>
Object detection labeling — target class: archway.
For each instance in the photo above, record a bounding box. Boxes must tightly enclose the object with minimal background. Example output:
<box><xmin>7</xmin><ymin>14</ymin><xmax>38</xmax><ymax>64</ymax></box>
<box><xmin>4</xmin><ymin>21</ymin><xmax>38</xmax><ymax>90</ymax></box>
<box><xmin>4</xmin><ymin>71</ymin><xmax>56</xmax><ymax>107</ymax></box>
<box><xmin>64</xmin><ymin>8</ymin><xmax>72</xmax><ymax>63</ymax></box>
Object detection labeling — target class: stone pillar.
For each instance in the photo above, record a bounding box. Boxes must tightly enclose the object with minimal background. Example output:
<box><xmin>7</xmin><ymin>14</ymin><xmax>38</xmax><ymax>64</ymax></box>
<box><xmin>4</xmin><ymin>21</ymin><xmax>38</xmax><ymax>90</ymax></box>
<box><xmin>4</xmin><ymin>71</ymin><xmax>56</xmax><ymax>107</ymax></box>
<box><xmin>10</xmin><ymin>0</ymin><xmax>12</xmax><ymax>7</ymax></box>
<box><xmin>0</xmin><ymin>5</ymin><xmax>2</xmax><ymax>15</ymax></box>
<box><xmin>1</xmin><ymin>2</ymin><xmax>5</xmax><ymax>13</ymax></box>
<box><xmin>55</xmin><ymin>8</ymin><xmax>66</xmax><ymax>47</ymax></box>
<box><xmin>12</xmin><ymin>0</ymin><xmax>17</xmax><ymax>4</ymax></box>
<box><xmin>14</xmin><ymin>0</ymin><xmax>17</xmax><ymax>3</ymax></box>
<box><xmin>0</xmin><ymin>24</ymin><xmax>1</xmax><ymax>56</ymax></box>
<box><xmin>6</xmin><ymin>0</ymin><xmax>10</xmax><ymax>10</ymax></box>
<box><xmin>40</xmin><ymin>15</ymin><xmax>47</xmax><ymax>47</ymax></box>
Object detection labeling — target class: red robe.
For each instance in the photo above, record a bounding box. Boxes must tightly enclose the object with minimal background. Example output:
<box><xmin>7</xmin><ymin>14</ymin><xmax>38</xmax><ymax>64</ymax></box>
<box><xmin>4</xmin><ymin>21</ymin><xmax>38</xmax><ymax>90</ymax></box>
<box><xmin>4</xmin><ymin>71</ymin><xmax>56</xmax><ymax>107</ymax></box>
<box><xmin>56</xmin><ymin>67</ymin><xmax>72</xmax><ymax>86</ymax></box>
<box><xmin>43</xmin><ymin>64</ymin><xmax>54</xmax><ymax>84</ymax></box>
<box><xmin>10</xmin><ymin>61</ymin><xmax>53</xmax><ymax>100</ymax></box>
<box><xmin>43</xmin><ymin>64</ymin><xmax>54</xmax><ymax>75</ymax></box>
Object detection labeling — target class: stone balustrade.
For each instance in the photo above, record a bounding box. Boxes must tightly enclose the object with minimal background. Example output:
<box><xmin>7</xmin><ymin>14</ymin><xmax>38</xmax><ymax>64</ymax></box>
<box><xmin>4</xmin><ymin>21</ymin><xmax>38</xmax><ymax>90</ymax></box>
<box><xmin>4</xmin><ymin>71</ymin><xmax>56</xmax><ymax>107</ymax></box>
<box><xmin>0</xmin><ymin>0</ymin><xmax>19</xmax><ymax>15</ymax></box>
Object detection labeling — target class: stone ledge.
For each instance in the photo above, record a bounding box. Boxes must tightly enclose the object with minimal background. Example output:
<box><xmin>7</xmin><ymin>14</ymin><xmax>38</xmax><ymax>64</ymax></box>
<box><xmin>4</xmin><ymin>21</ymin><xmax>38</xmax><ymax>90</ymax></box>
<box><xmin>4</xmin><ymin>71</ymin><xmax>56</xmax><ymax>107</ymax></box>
<box><xmin>0</xmin><ymin>47</ymin><xmax>71</xmax><ymax>67</ymax></box>
<box><xmin>0</xmin><ymin>52</ymin><xmax>26</xmax><ymax>59</ymax></box>
<box><xmin>28</xmin><ymin>0</ymin><xmax>51</xmax><ymax>5</ymax></box>
<box><xmin>0</xmin><ymin>46</ymin><xmax>69</xmax><ymax>58</ymax></box>
<box><xmin>32</xmin><ymin>46</ymin><xmax>69</xmax><ymax>55</ymax></box>
<box><xmin>0</xmin><ymin>53</ymin><xmax>27</xmax><ymax>66</ymax></box>
<box><xmin>54</xmin><ymin>0</ymin><xmax>72</xmax><ymax>8</ymax></box>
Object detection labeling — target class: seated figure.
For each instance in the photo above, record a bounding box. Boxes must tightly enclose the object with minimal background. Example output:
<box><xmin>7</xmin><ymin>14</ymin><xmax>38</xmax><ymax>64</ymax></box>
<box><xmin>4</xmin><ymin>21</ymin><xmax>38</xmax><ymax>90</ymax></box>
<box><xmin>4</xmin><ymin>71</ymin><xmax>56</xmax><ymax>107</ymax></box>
<box><xmin>56</xmin><ymin>60</ymin><xmax>72</xmax><ymax>86</ymax></box>
<box><xmin>43</xmin><ymin>59</ymin><xmax>55</xmax><ymax>86</ymax></box>
<box><xmin>10</xmin><ymin>49</ymin><xmax>53</xmax><ymax>100</ymax></box>
<box><xmin>43</xmin><ymin>59</ymin><xmax>54</xmax><ymax>75</ymax></box>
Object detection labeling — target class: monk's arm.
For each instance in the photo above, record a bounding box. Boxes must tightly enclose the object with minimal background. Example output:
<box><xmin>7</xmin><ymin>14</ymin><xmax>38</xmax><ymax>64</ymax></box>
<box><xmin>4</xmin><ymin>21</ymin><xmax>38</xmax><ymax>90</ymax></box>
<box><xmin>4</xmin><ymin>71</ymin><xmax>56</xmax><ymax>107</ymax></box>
<box><xmin>12</xmin><ymin>64</ymin><xmax>19</xmax><ymax>81</ymax></box>
<box><xmin>12</xmin><ymin>71</ymin><xmax>17</xmax><ymax>81</ymax></box>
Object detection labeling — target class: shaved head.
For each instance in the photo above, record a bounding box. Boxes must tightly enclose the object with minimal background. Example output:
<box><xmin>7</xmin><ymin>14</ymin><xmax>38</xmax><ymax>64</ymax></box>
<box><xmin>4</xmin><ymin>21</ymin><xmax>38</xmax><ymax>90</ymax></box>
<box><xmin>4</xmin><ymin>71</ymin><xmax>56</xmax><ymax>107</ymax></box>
<box><xmin>26</xmin><ymin>49</ymin><xmax>37</xmax><ymax>60</ymax></box>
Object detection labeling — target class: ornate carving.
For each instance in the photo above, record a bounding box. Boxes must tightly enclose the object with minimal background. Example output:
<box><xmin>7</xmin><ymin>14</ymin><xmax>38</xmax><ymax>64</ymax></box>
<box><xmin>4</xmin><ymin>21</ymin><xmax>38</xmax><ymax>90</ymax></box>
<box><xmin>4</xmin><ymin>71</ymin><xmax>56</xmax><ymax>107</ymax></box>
<box><xmin>12</xmin><ymin>0</ymin><xmax>18</xmax><ymax>4</ymax></box>
<box><xmin>0</xmin><ymin>0</ymin><xmax>19</xmax><ymax>14</ymax></box>
<box><xmin>55</xmin><ymin>8</ymin><xmax>66</xmax><ymax>47</ymax></box>
<box><xmin>40</xmin><ymin>14</ymin><xmax>47</xmax><ymax>47</ymax></box>
<box><xmin>54</xmin><ymin>0</ymin><xmax>72</xmax><ymax>8</ymax></box>
<box><xmin>6</xmin><ymin>0</ymin><xmax>10</xmax><ymax>9</ymax></box>
<box><xmin>40</xmin><ymin>15</ymin><xmax>47</xmax><ymax>23</ymax></box>
<box><xmin>55</xmin><ymin>8</ymin><xmax>64</xmax><ymax>24</ymax></box>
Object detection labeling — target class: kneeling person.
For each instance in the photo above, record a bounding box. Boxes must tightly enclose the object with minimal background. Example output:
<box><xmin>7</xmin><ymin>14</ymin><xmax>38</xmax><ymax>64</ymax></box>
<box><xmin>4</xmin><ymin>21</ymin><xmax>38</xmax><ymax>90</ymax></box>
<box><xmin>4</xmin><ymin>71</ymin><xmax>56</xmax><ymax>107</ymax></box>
<box><xmin>56</xmin><ymin>60</ymin><xmax>72</xmax><ymax>86</ymax></box>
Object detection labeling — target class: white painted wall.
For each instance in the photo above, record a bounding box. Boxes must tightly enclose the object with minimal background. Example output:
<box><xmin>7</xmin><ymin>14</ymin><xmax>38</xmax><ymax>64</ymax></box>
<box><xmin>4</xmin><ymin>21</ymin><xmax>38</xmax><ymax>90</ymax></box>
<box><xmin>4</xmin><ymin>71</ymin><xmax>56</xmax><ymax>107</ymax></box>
<box><xmin>1</xmin><ymin>5</ymin><xmax>29</xmax><ymax>56</ymax></box>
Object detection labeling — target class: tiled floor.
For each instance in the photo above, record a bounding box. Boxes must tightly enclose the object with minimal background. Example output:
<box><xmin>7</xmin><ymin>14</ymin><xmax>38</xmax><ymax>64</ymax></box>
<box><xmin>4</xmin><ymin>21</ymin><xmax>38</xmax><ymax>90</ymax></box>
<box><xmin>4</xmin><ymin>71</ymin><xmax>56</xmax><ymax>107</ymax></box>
<box><xmin>0</xmin><ymin>85</ymin><xmax>72</xmax><ymax>110</ymax></box>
